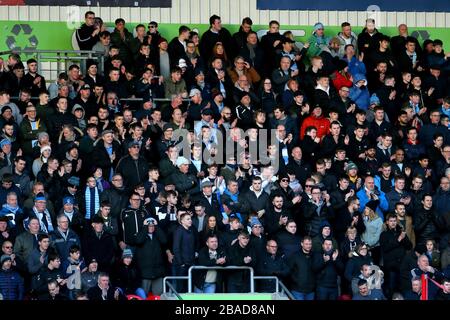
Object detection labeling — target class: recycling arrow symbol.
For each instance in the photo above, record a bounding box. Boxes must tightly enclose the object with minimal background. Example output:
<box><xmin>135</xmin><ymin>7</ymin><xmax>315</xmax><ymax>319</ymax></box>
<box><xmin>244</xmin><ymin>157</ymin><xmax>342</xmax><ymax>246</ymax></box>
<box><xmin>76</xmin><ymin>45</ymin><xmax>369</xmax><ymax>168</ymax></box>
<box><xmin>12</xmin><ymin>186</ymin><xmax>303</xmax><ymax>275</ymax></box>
<box><xmin>411</xmin><ymin>30</ymin><xmax>430</xmax><ymax>41</ymax></box>
<box><xmin>5</xmin><ymin>24</ymin><xmax>39</xmax><ymax>54</ymax></box>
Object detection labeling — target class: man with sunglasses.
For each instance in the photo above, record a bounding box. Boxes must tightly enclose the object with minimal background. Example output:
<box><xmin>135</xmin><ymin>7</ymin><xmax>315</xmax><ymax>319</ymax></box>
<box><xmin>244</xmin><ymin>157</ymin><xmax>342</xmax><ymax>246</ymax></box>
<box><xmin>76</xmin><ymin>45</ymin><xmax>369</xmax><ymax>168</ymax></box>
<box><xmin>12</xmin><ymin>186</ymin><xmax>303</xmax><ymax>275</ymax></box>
<box><xmin>147</xmin><ymin>21</ymin><xmax>162</xmax><ymax>50</ymax></box>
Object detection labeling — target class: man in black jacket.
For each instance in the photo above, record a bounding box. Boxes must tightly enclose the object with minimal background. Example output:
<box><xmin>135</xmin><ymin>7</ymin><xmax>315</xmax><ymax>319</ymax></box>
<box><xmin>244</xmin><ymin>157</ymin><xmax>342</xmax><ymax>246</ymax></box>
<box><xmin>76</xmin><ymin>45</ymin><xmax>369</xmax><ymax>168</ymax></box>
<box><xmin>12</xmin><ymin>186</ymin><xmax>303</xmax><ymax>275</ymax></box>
<box><xmin>414</xmin><ymin>194</ymin><xmax>441</xmax><ymax>246</ymax></box>
<box><xmin>173</xmin><ymin>213</ymin><xmax>197</xmax><ymax>293</ymax></box>
<box><xmin>380</xmin><ymin>213</ymin><xmax>413</xmax><ymax>299</ymax></box>
<box><xmin>99</xmin><ymin>174</ymin><xmax>128</xmax><ymax>220</ymax></box>
<box><xmin>75</xmin><ymin>11</ymin><xmax>100</xmax><ymax>50</ymax></box>
<box><xmin>168</xmin><ymin>25</ymin><xmax>190</xmax><ymax>67</ymax></box>
<box><xmin>116</xmin><ymin>141</ymin><xmax>150</xmax><ymax>192</ymax></box>
<box><xmin>227</xmin><ymin>230</ymin><xmax>256</xmax><ymax>293</ymax></box>
<box><xmin>193</xmin><ymin>234</ymin><xmax>226</xmax><ymax>293</ymax></box>
<box><xmin>256</xmin><ymin>239</ymin><xmax>289</xmax><ymax>293</ymax></box>
<box><xmin>119</xmin><ymin>193</ymin><xmax>149</xmax><ymax>249</ymax></box>
<box><xmin>286</xmin><ymin>147</ymin><xmax>312</xmax><ymax>187</ymax></box>
<box><xmin>82</xmin><ymin>216</ymin><xmax>115</xmax><ymax>273</ymax></box>
<box><xmin>243</xmin><ymin>176</ymin><xmax>270</xmax><ymax>218</ymax></box>
<box><xmin>22</xmin><ymin>59</ymin><xmax>46</xmax><ymax>98</ymax></box>
<box><xmin>287</xmin><ymin>236</ymin><xmax>315</xmax><ymax>300</ymax></box>
<box><xmin>87</xmin><ymin>272</ymin><xmax>126</xmax><ymax>301</ymax></box>
<box><xmin>312</xmin><ymin>238</ymin><xmax>344</xmax><ymax>300</ymax></box>
<box><xmin>199</xmin><ymin>15</ymin><xmax>234</xmax><ymax>63</ymax></box>
<box><xmin>195</xmin><ymin>180</ymin><xmax>221</xmax><ymax>220</ymax></box>
<box><xmin>134</xmin><ymin>217</ymin><xmax>167</xmax><ymax>296</ymax></box>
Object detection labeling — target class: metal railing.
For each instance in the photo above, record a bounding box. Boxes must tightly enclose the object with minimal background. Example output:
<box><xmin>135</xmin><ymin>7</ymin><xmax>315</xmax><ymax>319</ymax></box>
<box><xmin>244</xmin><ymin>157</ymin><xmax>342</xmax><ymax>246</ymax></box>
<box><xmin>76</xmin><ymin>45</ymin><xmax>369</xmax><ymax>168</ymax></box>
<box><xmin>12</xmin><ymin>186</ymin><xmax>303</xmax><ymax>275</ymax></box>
<box><xmin>12</xmin><ymin>97</ymin><xmax>191</xmax><ymax>103</ymax></box>
<box><xmin>188</xmin><ymin>266</ymin><xmax>255</xmax><ymax>293</ymax></box>
<box><xmin>162</xmin><ymin>265</ymin><xmax>294</xmax><ymax>299</ymax></box>
<box><xmin>1</xmin><ymin>49</ymin><xmax>105</xmax><ymax>82</ymax></box>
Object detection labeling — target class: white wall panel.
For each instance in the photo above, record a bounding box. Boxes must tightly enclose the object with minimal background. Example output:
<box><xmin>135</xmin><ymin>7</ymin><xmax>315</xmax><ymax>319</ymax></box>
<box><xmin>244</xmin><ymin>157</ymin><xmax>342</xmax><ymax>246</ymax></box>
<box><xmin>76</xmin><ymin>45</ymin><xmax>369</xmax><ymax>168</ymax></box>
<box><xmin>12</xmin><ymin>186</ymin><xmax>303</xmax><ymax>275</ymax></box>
<box><xmin>435</xmin><ymin>13</ymin><xmax>445</xmax><ymax>28</ymax></box>
<box><xmin>38</xmin><ymin>6</ymin><xmax>49</xmax><ymax>21</ymax></box>
<box><xmin>8</xmin><ymin>6</ymin><xmax>19</xmax><ymax>21</ymax></box>
<box><xmin>18</xmin><ymin>5</ymin><xmax>29</xmax><ymax>21</ymax></box>
<box><xmin>298</xmin><ymin>11</ymin><xmax>309</xmax><ymax>26</ymax></box>
<box><xmin>426</xmin><ymin>12</ymin><xmax>436</xmax><ymax>28</ymax></box>
<box><xmin>279</xmin><ymin>11</ymin><xmax>290</xmax><ymax>26</ymax></box>
<box><xmin>289</xmin><ymin>11</ymin><xmax>299</xmax><ymax>26</ymax></box>
<box><xmin>308</xmin><ymin>11</ymin><xmax>319</xmax><ymax>26</ymax></box>
<box><xmin>318</xmin><ymin>10</ymin><xmax>329</xmax><ymax>25</ymax></box>
<box><xmin>130</xmin><ymin>8</ymin><xmax>140</xmax><ymax>23</ymax></box>
<box><xmin>170</xmin><ymin>0</ymin><xmax>180</xmax><ymax>24</ymax></box>
<box><xmin>1</xmin><ymin>1</ymin><xmax>449</xmax><ymax>30</ymax></box>
<box><xmin>150</xmin><ymin>8</ymin><xmax>161</xmax><ymax>24</ymax></box>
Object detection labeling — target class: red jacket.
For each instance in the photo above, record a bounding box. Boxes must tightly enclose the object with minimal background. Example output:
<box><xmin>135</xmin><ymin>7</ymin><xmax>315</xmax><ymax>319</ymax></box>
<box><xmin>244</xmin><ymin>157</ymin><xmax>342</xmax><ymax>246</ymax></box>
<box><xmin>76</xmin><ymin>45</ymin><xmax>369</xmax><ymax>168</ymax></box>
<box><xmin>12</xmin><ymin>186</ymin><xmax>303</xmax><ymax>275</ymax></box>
<box><xmin>300</xmin><ymin>115</ymin><xmax>330</xmax><ymax>140</ymax></box>
<box><xmin>332</xmin><ymin>71</ymin><xmax>353</xmax><ymax>91</ymax></box>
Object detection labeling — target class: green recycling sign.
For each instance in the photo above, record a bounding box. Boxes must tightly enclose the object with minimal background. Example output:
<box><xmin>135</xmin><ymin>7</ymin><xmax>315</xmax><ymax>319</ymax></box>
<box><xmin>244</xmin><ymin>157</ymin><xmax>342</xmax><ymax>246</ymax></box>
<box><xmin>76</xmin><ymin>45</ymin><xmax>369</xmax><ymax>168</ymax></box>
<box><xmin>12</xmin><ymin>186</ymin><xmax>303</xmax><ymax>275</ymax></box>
<box><xmin>1</xmin><ymin>21</ymin><xmax>449</xmax><ymax>55</ymax></box>
<box><xmin>5</xmin><ymin>23</ymin><xmax>39</xmax><ymax>54</ymax></box>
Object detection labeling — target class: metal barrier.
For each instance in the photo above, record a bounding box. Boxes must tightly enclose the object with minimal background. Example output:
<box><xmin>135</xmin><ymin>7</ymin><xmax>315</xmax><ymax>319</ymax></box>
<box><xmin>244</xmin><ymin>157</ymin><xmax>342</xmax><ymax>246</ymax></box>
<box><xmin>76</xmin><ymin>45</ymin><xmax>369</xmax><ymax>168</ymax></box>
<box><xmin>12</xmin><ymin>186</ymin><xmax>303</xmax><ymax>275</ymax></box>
<box><xmin>0</xmin><ymin>49</ymin><xmax>105</xmax><ymax>82</ymax></box>
<box><xmin>162</xmin><ymin>265</ymin><xmax>294</xmax><ymax>299</ymax></box>
<box><xmin>188</xmin><ymin>266</ymin><xmax>255</xmax><ymax>293</ymax></box>
<box><xmin>12</xmin><ymin>97</ymin><xmax>191</xmax><ymax>103</ymax></box>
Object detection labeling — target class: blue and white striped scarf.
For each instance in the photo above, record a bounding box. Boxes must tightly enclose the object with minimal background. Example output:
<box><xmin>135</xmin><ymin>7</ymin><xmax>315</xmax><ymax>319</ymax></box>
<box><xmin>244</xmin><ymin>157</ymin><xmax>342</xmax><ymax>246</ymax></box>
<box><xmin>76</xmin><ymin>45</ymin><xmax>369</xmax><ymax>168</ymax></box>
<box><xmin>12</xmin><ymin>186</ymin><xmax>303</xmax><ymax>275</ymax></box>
<box><xmin>85</xmin><ymin>186</ymin><xmax>100</xmax><ymax>220</ymax></box>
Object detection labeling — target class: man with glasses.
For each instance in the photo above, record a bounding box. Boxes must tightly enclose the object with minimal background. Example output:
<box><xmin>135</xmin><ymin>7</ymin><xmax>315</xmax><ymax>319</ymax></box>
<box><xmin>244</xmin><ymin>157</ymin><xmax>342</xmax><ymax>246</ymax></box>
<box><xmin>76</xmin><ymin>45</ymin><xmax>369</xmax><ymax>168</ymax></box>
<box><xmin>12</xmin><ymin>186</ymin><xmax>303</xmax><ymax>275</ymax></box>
<box><xmin>76</xmin><ymin>11</ymin><xmax>100</xmax><ymax>51</ymax></box>
<box><xmin>228</xmin><ymin>56</ymin><xmax>261</xmax><ymax>88</ymax></box>
<box><xmin>330</xmin><ymin>85</ymin><xmax>356</xmax><ymax>120</ymax></box>
<box><xmin>256</xmin><ymin>239</ymin><xmax>289</xmax><ymax>293</ymax></box>
<box><xmin>119</xmin><ymin>192</ymin><xmax>149</xmax><ymax>250</ymax></box>
<box><xmin>420</xmin><ymin>109</ymin><xmax>450</xmax><ymax>148</ymax></box>
<box><xmin>302</xmin><ymin>186</ymin><xmax>333</xmax><ymax>238</ymax></box>
<box><xmin>147</xmin><ymin>21</ymin><xmax>162</xmax><ymax>49</ymax></box>
<box><xmin>50</xmin><ymin>214</ymin><xmax>81</xmax><ymax>264</ymax></box>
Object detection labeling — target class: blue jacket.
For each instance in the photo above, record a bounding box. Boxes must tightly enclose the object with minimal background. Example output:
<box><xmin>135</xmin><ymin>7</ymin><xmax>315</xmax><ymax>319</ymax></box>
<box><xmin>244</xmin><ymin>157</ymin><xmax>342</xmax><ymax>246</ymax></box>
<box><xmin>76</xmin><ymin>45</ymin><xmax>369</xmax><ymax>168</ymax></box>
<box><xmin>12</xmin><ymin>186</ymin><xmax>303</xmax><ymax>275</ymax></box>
<box><xmin>0</xmin><ymin>205</ymin><xmax>24</xmax><ymax>229</ymax></box>
<box><xmin>49</xmin><ymin>228</ymin><xmax>81</xmax><ymax>263</ymax></box>
<box><xmin>0</xmin><ymin>269</ymin><xmax>24</xmax><ymax>300</ymax></box>
<box><xmin>345</xmin><ymin>56</ymin><xmax>367</xmax><ymax>77</ymax></box>
<box><xmin>349</xmin><ymin>74</ymin><xmax>370</xmax><ymax>110</ymax></box>
<box><xmin>356</xmin><ymin>187</ymin><xmax>388</xmax><ymax>221</ymax></box>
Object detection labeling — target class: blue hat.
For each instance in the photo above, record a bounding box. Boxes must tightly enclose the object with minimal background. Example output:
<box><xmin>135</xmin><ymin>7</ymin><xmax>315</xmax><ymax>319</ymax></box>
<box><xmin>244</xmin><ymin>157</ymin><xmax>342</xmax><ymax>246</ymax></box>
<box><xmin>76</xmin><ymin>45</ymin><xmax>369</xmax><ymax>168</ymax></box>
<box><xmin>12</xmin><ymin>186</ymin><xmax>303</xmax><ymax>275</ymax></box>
<box><xmin>250</xmin><ymin>217</ymin><xmax>262</xmax><ymax>228</ymax></box>
<box><xmin>313</xmin><ymin>22</ymin><xmax>324</xmax><ymax>32</ymax></box>
<box><xmin>122</xmin><ymin>248</ymin><xmax>133</xmax><ymax>259</ymax></box>
<box><xmin>370</xmin><ymin>94</ymin><xmax>380</xmax><ymax>106</ymax></box>
<box><xmin>0</xmin><ymin>139</ymin><xmax>11</xmax><ymax>148</ymax></box>
<box><xmin>67</xmin><ymin>176</ymin><xmax>80</xmax><ymax>187</ymax></box>
<box><xmin>63</xmin><ymin>196</ymin><xmax>74</xmax><ymax>205</ymax></box>
<box><xmin>34</xmin><ymin>192</ymin><xmax>46</xmax><ymax>201</ymax></box>
<box><xmin>1</xmin><ymin>254</ymin><xmax>12</xmax><ymax>265</ymax></box>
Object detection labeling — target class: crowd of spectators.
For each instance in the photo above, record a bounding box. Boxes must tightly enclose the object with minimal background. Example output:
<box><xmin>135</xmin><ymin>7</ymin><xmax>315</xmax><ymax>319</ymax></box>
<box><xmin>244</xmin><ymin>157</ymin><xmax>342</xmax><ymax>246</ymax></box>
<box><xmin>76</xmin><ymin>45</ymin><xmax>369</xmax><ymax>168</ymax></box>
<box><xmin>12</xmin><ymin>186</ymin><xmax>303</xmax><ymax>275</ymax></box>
<box><xmin>0</xmin><ymin>11</ymin><xmax>449</xmax><ymax>300</ymax></box>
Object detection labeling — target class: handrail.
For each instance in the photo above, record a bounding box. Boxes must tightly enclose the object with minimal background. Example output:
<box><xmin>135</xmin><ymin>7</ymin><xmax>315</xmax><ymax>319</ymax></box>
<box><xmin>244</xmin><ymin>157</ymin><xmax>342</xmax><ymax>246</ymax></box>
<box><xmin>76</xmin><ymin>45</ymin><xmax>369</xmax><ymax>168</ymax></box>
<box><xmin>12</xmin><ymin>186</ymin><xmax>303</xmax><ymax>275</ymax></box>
<box><xmin>277</xmin><ymin>279</ymin><xmax>295</xmax><ymax>300</ymax></box>
<box><xmin>162</xmin><ymin>276</ymin><xmax>185</xmax><ymax>300</ymax></box>
<box><xmin>11</xmin><ymin>97</ymin><xmax>190</xmax><ymax>102</ymax></box>
<box><xmin>253</xmin><ymin>276</ymin><xmax>295</xmax><ymax>300</ymax></box>
<box><xmin>0</xmin><ymin>49</ymin><xmax>99</xmax><ymax>55</ymax></box>
<box><xmin>163</xmin><ymin>267</ymin><xmax>294</xmax><ymax>299</ymax></box>
<box><xmin>188</xmin><ymin>265</ymin><xmax>255</xmax><ymax>293</ymax></box>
